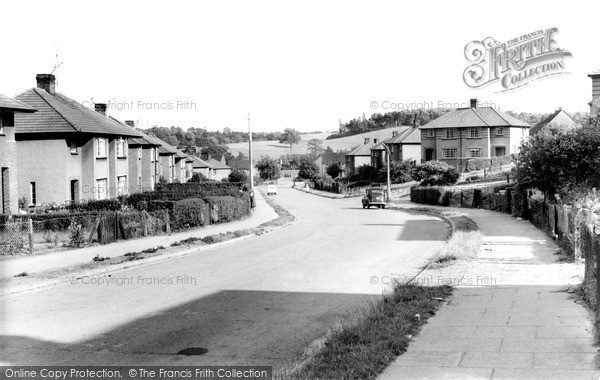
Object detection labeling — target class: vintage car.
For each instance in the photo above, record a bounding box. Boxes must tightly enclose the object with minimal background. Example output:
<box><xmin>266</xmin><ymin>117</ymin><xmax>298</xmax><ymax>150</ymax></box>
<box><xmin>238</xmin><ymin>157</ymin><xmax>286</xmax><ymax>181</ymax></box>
<box><xmin>362</xmin><ymin>187</ymin><xmax>388</xmax><ymax>209</ymax></box>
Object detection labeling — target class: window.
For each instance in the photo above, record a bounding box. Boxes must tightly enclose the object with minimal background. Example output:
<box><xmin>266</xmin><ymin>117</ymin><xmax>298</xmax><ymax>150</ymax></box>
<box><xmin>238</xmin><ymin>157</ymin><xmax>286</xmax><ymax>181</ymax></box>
<box><xmin>496</xmin><ymin>127</ymin><xmax>504</xmax><ymax>136</ymax></box>
<box><xmin>469</xmin><ymin>128</ymin><xmax>480</xmax><ymax>138</ymax></box>
<box><xmin>442</xmin><ymin>148</ymin><xmax>458</xmax><ymax>158</ymax></box>
<box><xmin>426</xmin><ymin>129</ymin><xmax>435</xmax><ymax>138</ymax></box>
<box><xmin>0</xmin><ymin>113</ymin><xmax>4</xmax><ymax>135</ymax></box>
<box><xmin>29</xmin><ymin>182</ymin><xmax>36</xmax><ymax>206</ymax></box>
<box><xmin>116</xmin><ymin>138</ymin><xmax>126</xmax><ymax>157</ymax></box>
<box><xmin>151</xmin><ymin>148</ymin><xmax>156</xmax><ymax>162</ymax></box>
<box><xmin>96</xmin><ymin>178</ymin><xmax>107</xmax><ymax>200</ymax></box>
<box><xmin>495</xmin><ymin>146</ymin><xmax>506</xmax><ymax>157</ymax></box>
<box><xmin>117</xmin><ymin>176</ymin><xmax>127</xmax><ymax>196</ymax></box>
<box><xmin>468</xmin><ymin>148</ymin><xmax>482</xmax><ymax>158</ymax></box>
<box><xmin>96</xmin><ymin>138</ymin><xmax>107</xmax><ymax>158</ymax></box>
<box><xmin>138</xmin><ymin>147</ymin><xmax>142</xmax><ymax>159</ymax></box>
<box><xmin>138</xmin><ymin>176</ymin><xmax>142</xmax><ymax>191</ymax></box>
<box><xmin>444</xmin><ymin>128</ymin><xmax>456</xmax><ymax>139</ymax></box>
<box><xmin>151</xmin><ymin>175</ymin><xmax>155</xmax><ymax>190</ymax></box>
<box><xmin>70</xmin><ymin>140</ymin><xmax>78</xmax><ymax>155</ymax></box>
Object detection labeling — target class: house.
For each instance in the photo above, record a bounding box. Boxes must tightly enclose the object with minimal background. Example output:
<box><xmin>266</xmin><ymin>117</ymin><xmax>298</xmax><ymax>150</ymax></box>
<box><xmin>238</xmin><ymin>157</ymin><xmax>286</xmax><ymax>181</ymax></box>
<box><xmin>120</xmin><ymin>120</ymin><xmax>161</xmax><ymax>193</ymax></box>
<box><xmin>207</xmin><ymin>156</ymin><xmax>232</xmax><ymax>181</ymax></box>
<box><xmin>529</xmin><ymin>109</ymin><xmax>579</xmax><ymax>136</ymax></box>
<box><xmin>229</xmin><ymin>158</ymin><xmax>252</xmax><ymax>173</ymax></box>
<box><xmin>345</xmin><ymin>138</ymin><xmax>378</xmax><ymax>174</ymax></box>
<box><xmin>419</xmin><ymin>98</ymin><xmax>530</xmax><ymax>170</ymax></box>
<box><xmin>0</xmin><ymin>94</ymin><xmax>36</xmax><ymax>214</ymax></box>
<box><xmin>14</xmin><ymin>74</ymin><xmax>142</xmax><ymax>205</ymax></box>
<box><xmin>381</xmin><ymin>126</ymin><xmax>421</xmax><ymax>164</ymax></box>
<box><xmin>190</xmin><ymin>156</ymin><xmax>212</xmax><ymax>178</ymax></box>
<box><xmin>588</xmin><ymin>69</ymin><xmax>600</xmax><ymax>117</ymax></box>
<box><xmin>315</xmin><ymin>151</ymin><xmax>346</xmax><ymax>174</ymax></box>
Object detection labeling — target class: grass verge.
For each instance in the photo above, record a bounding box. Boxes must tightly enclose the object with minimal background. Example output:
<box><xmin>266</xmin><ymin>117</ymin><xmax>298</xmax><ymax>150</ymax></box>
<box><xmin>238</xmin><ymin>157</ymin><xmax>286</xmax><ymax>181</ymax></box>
<box><xmin>291</xmin><ymin>284</ymin><xmax>453</xmax><ymax>380</ymax></box>
<box><xmin>429</xmin><ymin>230</ymin><xmax>483</xmax><ymax>268</ymax></box>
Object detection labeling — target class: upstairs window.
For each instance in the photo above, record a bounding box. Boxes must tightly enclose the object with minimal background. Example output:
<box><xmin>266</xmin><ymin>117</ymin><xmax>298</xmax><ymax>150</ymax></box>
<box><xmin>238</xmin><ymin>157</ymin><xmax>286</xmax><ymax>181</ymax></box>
<box><xmin>0</xmin><ymin>113</ymin><xmax>4</xmax><ymax>135</ymax></box>
<box><xmin>138</xmin><ymin>147</ymin><xmax>142</xmax><ymax>159</ymax></box>
<box><xmin>426</xmin><ymin>129</ymin><xmax>435</xmax><ymax>138</ymax></box>
<box><xmin>29</xmin><ymin>182</ymin><xmax>36</xmax><ymax>206</ymax></box>
<box><xmin>96</xmin><ymin>138</ymin><xmax>107</xmax><ymax>158</ymax></box>
<box><xmin>70</xmin><ymin>140</ymin><xmax>78</xmax><ymax>155</ymax></box>
<box><xmin>469</xmin><ymin>128</ymin><xmax>480</xmax><ymax>138</ymax></box>
<box><xmin>444</xmin><ymin>128</ymin><xmax>456</xmax><ymax>139</ymax></box>
<box><xmin>496</xmin><ymin>127</ymin><xmax>504</xmax><ymax>136</ymax></box>
<box><xmin>116</xmin><ymin>138</ymin><xmax>127</xmax><ymax>157</ymax></box>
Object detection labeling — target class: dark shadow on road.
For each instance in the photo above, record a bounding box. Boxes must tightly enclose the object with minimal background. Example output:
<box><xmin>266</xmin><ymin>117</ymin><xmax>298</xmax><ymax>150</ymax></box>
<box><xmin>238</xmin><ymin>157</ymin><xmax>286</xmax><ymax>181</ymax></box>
<box><xmin>1</xmin><ymin>290</ymin><xmax>378</xmax><ymax>368</ymax></box>
<box><xmin>397</xmin><ymin>220</ymin><xmax>449</xmax><ymax>241</ymax></box>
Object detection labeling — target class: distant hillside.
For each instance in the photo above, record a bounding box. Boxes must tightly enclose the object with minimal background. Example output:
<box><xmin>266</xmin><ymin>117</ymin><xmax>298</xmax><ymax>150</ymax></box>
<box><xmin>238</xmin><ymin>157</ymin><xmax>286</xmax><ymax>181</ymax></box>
<box><xmin>227</xmin><ymin>127</ymin><xmax>408</xmax><ymax>159</ymax></box>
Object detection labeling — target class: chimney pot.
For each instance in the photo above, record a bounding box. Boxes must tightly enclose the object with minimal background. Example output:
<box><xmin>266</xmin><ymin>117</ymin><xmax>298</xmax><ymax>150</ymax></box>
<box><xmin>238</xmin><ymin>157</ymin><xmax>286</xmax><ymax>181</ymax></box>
<box><xmin>36</xmin><ymin>74</ymin><xmax>56</xmax><ymax>95</ymax></box>
<box><xmin>364</xmin><ymin>138</ymin><xmax>370</xmax><ymax>144</ymax></box>
<box><xmin>373</xmin><ymin>138</ymin><xmax>378</xmax><ymax>144</ymax></box>
<box><xmin>392</xmin><ymin>131</ymin><xmax>398</xmax><ymax>137</ymax></box>
<box><xmin>125</xmin><ymin>120</ymin><xmax>135</xmax><ymax>127</ymax></box>
<box><xmin>94</xmin><ymin>103</ymin><xmax>107</xmax><ymax>116</ymax></box>
<box><xmin>470</xmin><ymin>98</ymin><xmax>478</xmax><ymax>109</ymax></box>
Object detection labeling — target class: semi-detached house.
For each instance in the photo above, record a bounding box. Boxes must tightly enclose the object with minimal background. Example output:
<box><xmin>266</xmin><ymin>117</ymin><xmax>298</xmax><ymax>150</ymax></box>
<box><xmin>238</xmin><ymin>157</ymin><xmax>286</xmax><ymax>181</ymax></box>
<box><xmin>14</xmin><ymin>74</ymin><xmax>142</xmax><ymax>205</ymax></box>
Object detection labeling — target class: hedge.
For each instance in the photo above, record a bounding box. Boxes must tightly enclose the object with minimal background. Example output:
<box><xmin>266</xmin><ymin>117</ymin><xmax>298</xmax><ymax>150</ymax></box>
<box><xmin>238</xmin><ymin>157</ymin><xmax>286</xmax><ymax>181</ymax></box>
<box><xmin>410</xmin><ymin>186</ymin><xmax>443</xmax><ymax>205</ymax></box>
<box><xmin>204</xmin><ymin>194</ymin><xmax>250</xmax><ymax>223</ymax></box>
<box><xmin>5</xmin><ymin>212</ymin><xmax>101</xmax><ymax>232</ymax></box>
<box><xmin>466</xmin><ymin>155</ymin><xmax>514</xmax><ymax>171</ymax></box>
<box><xmin>171</xmin><ymin>198</ymin><xmax>207</xmax><ymax>231</ymax></box>
<box><xmin>66</xmin><ymin>199</ymin><xmax>122</xmax><ymax>212</ymax></box>
<box><xmin>156</xmin><ymin>182</ymin><xmax>242</xmax><ymax>199</ymax></box>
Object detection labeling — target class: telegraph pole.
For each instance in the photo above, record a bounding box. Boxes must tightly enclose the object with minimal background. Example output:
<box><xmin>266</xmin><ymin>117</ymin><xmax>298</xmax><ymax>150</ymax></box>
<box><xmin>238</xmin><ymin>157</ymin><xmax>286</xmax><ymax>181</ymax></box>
<box><xmin>248</xmin><ymin>113</ymin><xmax>254</xmax><ymax>194</ymax></box>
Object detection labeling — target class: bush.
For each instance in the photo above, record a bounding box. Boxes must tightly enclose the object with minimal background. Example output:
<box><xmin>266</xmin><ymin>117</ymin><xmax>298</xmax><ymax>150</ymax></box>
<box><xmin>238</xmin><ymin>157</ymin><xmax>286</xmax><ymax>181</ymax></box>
<box><xmin>171</xmin><ymin>198</ymin><xmax>206</xmax><ymax>231</ymax></box>
<box><xmin>66</xmin><ymin>199</ymin><xmax>122</xmax><ymax>212</ymax></box>
<box><xmin>228</xmin><ymin>169</ymin><xmax>248</xmax><ymax>183</ymax></box>
<box><xmin>204</xmin><ymin>194</ymin><xmax>250</xmax><ymax>223</ymax></box>
<box><xmin>68</xmin><ymin>221</ymin><xmax>86</xmax><ymax>248</ymax></box>
<box><xmin>412</xmin><ymin>161</ymin><xmax>459</xmax><ymax>186</ymax></box>
<box><xmin>466</xmin><ymin>155</ymin><xmax>514</xmax><ymax>171</ymax></box>
<box><xmin>11</xmin><ymin>212</ymin><xmax>99</xmax><ymax>233</ymax></box>
<box><xmin>410</xmin><ymin>186</ymin><xmax>443</xmax><ymax>205</ymax></box>
<box><xmin>189</xmin><ymin>172</ymin><xmax>209</xmax><ymax>182</ymax></box>
<box><xmin>156</xmin><ymin>182</ymin><xmax>242</xmax><ymax>199</ymax></box>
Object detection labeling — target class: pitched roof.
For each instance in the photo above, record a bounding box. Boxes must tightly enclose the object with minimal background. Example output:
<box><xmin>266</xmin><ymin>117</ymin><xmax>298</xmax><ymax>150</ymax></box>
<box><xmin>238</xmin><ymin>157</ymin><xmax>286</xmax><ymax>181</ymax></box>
<box><xmin>419</xmin><ymin>107</ymin><xmax>530</xmax><ymax>129</ymax></box>
<box><xmin>208</xmin><ymin>157</ymin><xmax>231</xmax><ymax>170</ymax></box>
<box><xmin>190</xmin><ymin>156</ymin><xmax>211</xmax><ymax>168</ymax></box>
<box><xmin>139</xmin><ymin>131</ymin><xmax>179</xmax><ymax>154</ymax></box>
<box><xmin>229</xmin><ymin>159</ymin><xmax>251</xmax><ymax>170</ymax></box>
<box><xmin>382</xmin><ymin>126</ymin><xmax>420</xmax><ymax>144</ymax></box>
<box><xmin>0</xmin><ymin>93</ymin><xmax>36</xmax><ymax>112</ymax></box>
<box><xmin>322</xmin><ymin>151</ymin><xmax>346</xmax><ymax>165</ymax></box>
<box><xmin>370</xmin><ymin>141</ymin><xmax>386</xmax><ymax>151</ymax></box>
<box><xmin>347</xmin><ymin>141</ymin><xmax>376</xmax><ymax>156</ymax></box>
<box><xmin>530</xmin><ymin>109</ymin><xmax>579</xmax><ymax>135</ymax></box>
<box><xmin>14</xmin><ymin>88</ymin><xmax>141</xmax><ymax>136</ymax></box>
<box><xmin>588</xmin><ymin>69</ymin><xmax>600</xmax><ymax>77</ymax></box>
<box><xmin>110</xmin><ymin>118</ymin><xmax>161</xmax><ymax>146</ymax></box>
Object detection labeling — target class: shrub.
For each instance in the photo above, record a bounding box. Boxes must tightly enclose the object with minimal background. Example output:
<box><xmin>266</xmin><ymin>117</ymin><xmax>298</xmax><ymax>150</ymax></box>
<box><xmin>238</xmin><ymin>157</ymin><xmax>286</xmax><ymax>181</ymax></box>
<box><xmin>68</xmin><ymin>221</ymin><xmax>87</xmax><ymax>248</ymax></box>
<box><xmin>171</xmin><ymin>198</ymin><xmax>206</xmax><ymax>231</ymax></box>
<box><xmin>325</xmin><ymin>162</ymin><xmax>344</xmax><ymax>179</ymax></box>
<box><xmin>204</xmin><ymin>194</ymin><xmax>250</xmax><ymax>223</ymax></box>
<box><xmin>228</xmin><ymin>169</ymin><xmax>248</xmax><ymax>183</ymax></box>
<box><xmin>155</xmin><ymin>182</ymin><xmax>242</xmax><ymax>200</ymax></box>
<box><xmin>412</xmin><ymin>161</ymin><xmax>459</xmax><ymax>186</ymax></box>
<box><xmin>66</xmin><ymin>199</ymin><xmax>121</xmax><ymax>212</ymax></box>
<box><xmin>410</xmin><ymin>186</ymin><xmax>443</xmax><ymax>205</ymax></box>
<box><xmin>466</xmin><ymin>155</ymin><xmax>514</xmax><ymax>171</ymax></box>
<box><xmin>189</xmin><ymin>172</ymin><xmax>209</xmax><ymax>182</ymax></box>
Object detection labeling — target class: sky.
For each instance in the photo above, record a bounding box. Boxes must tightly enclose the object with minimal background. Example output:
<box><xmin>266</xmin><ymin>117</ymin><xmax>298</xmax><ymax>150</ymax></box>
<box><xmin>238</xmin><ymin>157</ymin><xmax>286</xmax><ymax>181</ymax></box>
<box><xmin>2</xmin><ymin>0</ymin><xmax>599</xmax><ymax>132</ymax></box>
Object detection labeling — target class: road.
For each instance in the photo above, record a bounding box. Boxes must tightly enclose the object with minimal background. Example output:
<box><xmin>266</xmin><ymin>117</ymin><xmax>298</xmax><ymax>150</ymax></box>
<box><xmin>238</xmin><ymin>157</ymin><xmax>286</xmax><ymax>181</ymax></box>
<box><xmin>0</xmin><ymin>187</ymin><xmax>448</xmax><ymax>370</ymax></box>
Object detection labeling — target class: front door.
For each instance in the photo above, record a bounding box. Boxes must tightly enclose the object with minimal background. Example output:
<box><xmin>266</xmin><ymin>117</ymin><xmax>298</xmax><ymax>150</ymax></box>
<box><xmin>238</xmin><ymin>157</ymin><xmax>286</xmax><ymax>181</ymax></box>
<box><xmin>425</xmin><ymin>149</ymin><xmax>434</xmax><ymax>161</ymax></box>
<box><xmin>70</xmin><ymin>180</ymin><xmax>79</xmax><ymax>202</ymax></box>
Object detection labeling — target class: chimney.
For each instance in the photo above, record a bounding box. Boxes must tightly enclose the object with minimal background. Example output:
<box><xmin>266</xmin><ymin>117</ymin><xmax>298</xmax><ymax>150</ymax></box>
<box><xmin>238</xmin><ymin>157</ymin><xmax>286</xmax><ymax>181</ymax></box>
<box><xmin>470</xmin><ymin>98</ymin><xmax>478</xmax><ymax>109</ymax></box>
<box><xmin>94</xmin><ymin>103</ymin><xmax>107</xmax><ymax>116</ymax></box>
<box><xmin>125</xmin><ymin>120</ymin><xmax>135</xmax><ymax>127</ymax></box>
<box><xmin>364</xmin><ymin>138</ymin><xmax>370</xmax><ymax>145</ymax></box>
<box><xmin>373</xmin><ymin>138</ymin><xmax>378</xmax><ymax>144</ymax></box>
<box><xmin>36</xmin><ymin>74</ymin><xmax>56</xmax><ymax>95</ymax></box>
<box><xmin>589</xmin><ymin>71</ymin><xmax>600</xmax><ymax>117</ymax></box>
<box><xmin>392</xmin><ymin>131</ymin><xmax>398</xmax><ymax>137</ymax></box>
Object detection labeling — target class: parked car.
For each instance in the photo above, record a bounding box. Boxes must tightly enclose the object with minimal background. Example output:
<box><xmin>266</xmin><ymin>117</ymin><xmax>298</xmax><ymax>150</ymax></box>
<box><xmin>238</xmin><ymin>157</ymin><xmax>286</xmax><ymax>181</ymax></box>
<box><xmin>267</xmin><ymin>184</ymin><xmax>277</xmax><ymax>195</ymax></box>
<box><xmin>362</xmin><ymin>187</ymin><xmax>388</xmax><ymax>209</ymax></box>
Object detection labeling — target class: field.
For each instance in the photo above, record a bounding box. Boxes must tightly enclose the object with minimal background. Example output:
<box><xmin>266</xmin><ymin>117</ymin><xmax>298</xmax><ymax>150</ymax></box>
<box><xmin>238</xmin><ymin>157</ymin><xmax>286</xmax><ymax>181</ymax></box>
<box><xmin>227</xmin><ymin>127</ymin><xmax>405</xmax><ymax>159</ymax></box>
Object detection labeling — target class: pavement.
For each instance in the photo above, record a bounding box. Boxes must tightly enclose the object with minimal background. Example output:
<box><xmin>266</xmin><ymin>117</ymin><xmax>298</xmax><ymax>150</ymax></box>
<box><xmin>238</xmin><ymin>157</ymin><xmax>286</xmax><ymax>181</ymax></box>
<box><xmin>0</xmin><ymin>189</ymin><xmax>279</xmax><ymax>280</ymax></box>
<box><xmin>380</xmin><ymin>198</ymin><xmax>599</xmax><ymax>379</ymax></box>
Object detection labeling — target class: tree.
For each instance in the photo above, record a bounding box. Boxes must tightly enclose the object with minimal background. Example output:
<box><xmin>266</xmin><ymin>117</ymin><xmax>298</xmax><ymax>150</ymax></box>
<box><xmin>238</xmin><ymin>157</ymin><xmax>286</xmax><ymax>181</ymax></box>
<box><xmin>297</xmin><ymin>155</ymin><xmax>320</xmax><ymax>180</ymax></box>
<box><xmin>279</xmin><ymin>128</ymin><xmax>301</xmax><ymax>148</ymax></box>
<box><xmin>189</xmin><ymin>172</ymin><xmax>209</xmax><ymax>182</ymax></box>
<box><xmin>228</xmin><ymin>169</ymin><xmax>248</xmax><ymax>183</ymax></box>
<box><xmin>256</xmin><ymin>156</ymin><xmax>281</xmax><ymax>181</ymax></box>
<box><xmin>325</xmin><ymin>162</ymin><xmax>343</xmax><ymax>179</ymax></box>
<box><xmin>307</xmin><ymin>138</ymin><xmax>324</xmax><ymax>156</ymax></box>
<box><xmin>515</xmin><ymin>120</ymin><xmax>600</xmax><ymax>196</ymax></box>
<box><xmin>411</xmin><ymin>161</ymin><xmax>459</xmax><ymax>186</ymax></box>
<box><xmin>356</xmin><ymin>165</ymin><xmax>378</xmax><ymax>182</ymax></box>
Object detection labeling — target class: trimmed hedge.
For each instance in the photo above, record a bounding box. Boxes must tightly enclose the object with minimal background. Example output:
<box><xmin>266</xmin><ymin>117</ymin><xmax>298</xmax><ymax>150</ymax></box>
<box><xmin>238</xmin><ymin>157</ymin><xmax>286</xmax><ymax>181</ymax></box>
<box><xmin>157</xmin><ymin>182</ymin><xmax>242</xmax><ymax>199</ymax></box>
<box><xmin>204</xmin><ymin>194</ymin><xmax>251</xmax><ymax>223</ymax></box>
<box><xmin>171</xmin><ymin>198</ymin><xmax>207</xmax><ymax>231</ymax></box>
<box><xmin>7</xmin><ymin>212</ymin><xmax>100</xmax><ymax>232</ymax></box>
<box><xmin>466</xmin><ymin>155</ymin><xmax>514</xmax><ymax>171</ymax></box>
<box><xmin>66</xmin><ymin>199</ymin><xmax>122</xmax><ymax>212</ymax></box>
<box><xmin>410</xmin><ymin>187</ymin><xmax>443</xmax><ymax>205</ymax></box>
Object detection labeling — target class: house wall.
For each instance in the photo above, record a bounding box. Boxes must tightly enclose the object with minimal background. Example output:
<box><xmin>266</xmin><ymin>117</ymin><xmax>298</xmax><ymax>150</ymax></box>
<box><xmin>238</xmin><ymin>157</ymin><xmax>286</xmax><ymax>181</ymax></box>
<box><xmin>193</xmin><ymin>167</ymin><xmax>210</xmax><ymax>177</ymax></box>
<box><xmin>354</xmin><ymin>155</ymin><xmax>371</xmax><ymax>170</ymax></box>
<box><xmin>212</xmin><ymin>168</ymin><xmax>231</xmax><ymax>181</ymax></box>
<box><xmin>140</xmin><ymin>147</ymin><xmax>156</xmax><ymax>191</ymax></box>
<box><xmin>402</xmin><ymin>144</ymin><xmax>421</xmax><ymax>161</ymax></box>
<box><xmin>160</xmin><ymin>154</ymin><xmax>174</xmax><ymax>182</ymax></box>
<box><xmin>128</xmin><ymin>146</ymin><xmax>143</xmax><ymax>193</ymax></box>
<box><xmin>0</xmin><ymin>113</ymin><xmax>18</xmax><ymax>214</ymax></box>
<box><xmin>175</xmin><ymin>158</ymin><xmax>184</xmax><ymax>182</ymax></box>
<box><xmin>17</xmin><ymin>138</ymin><xmax>83</xmax><ymax>206</ymax></box>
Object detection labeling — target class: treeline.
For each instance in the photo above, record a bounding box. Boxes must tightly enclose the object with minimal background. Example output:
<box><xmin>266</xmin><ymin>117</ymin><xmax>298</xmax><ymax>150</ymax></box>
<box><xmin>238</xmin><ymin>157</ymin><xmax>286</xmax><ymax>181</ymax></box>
<box><xmin>144</xmin><ymin>126</ymin><xmax>283</xmax><ymax>147</ymax></box>
<box><xmin>505</xmin><ymin>111</ymin><xmax>589</xmax><ymax>125</ymax></box>
<box><xmin>328</xmin><ymin>110</ymin><xmax>451</xmax><ymax>139</ymax></box>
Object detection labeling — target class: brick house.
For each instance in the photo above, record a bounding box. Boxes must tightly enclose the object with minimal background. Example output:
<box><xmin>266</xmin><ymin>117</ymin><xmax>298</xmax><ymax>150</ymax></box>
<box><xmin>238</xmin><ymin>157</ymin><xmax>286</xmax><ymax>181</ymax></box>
<box><xmin>419</xmin><ymin>99</ymin><xmax>530</xmax><ymax>170</ymax></box>
<box><xmin>529</xmin><ymin>109</ymin><xmax>579</xmax><ymax>136</ymax></box>
<box><xmin>345</xmin><ymin>138</ymin><xmax>378</xmax><ymax>174</ymax></box>
<box><xmin>206</xmin><ymin>156</ymin><xmax>232</xmax><ymax>181</ymax></box>
<box><xmin>370</xmin><ymin>126</ymin><xmax>421</xmax><ymax>170</ymax></box>
<box><xmin>588</xmin><ymin>69</ymin><xmax>600</xmax><ymax>117</ymax></box>
<box><xmin>121</xmin><ymin>120</ymin><xmax>161</xmax><ymax>193</ymax></box>
<box><xmin>14</xmin><ymin>74</ymin><xmax>142</xmax><ymax>206</ymax></box>
<box><xmin>0</xmin><ymin>94</ymin><xmax>36</xmax><ymax>214</ymax></box>
<box><xmin>190</xmin><ymin>156</ymin><xmax>212</xmax><ymax>178</ymax></box>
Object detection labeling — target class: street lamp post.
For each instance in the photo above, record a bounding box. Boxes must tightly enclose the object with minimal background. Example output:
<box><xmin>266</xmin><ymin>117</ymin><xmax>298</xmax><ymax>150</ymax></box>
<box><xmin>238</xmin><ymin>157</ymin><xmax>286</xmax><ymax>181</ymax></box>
<box><xmin>382</xmin><ymin>145</ymin><xmax>391</xmax><ymax>201</ymax></box>
<box><xmin>248</xmin><ymin>113</ymin><xmax>254</xmax><ymax>195</ymax></box>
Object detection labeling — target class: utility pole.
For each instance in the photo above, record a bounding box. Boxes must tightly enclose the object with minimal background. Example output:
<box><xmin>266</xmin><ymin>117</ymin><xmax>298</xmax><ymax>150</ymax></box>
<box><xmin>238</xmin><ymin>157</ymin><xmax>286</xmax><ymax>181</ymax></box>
<box><xmin>248</xmin><ymin>113</ymin><xmax>254</xmax><ymax>194</ymax></box>
<box><xmin>383</xmin><ymin>145</ymin><xmax>391</xmax><ymax>201</ymax></box>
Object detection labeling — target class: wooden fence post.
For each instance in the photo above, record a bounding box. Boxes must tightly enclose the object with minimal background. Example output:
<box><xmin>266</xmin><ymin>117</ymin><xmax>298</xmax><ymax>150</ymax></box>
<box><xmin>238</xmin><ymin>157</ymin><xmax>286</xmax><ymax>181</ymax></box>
<box><xmin>28</xmin><ymin>219</ymin><xmax>34</xmax><ymax>254</ymax></box>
